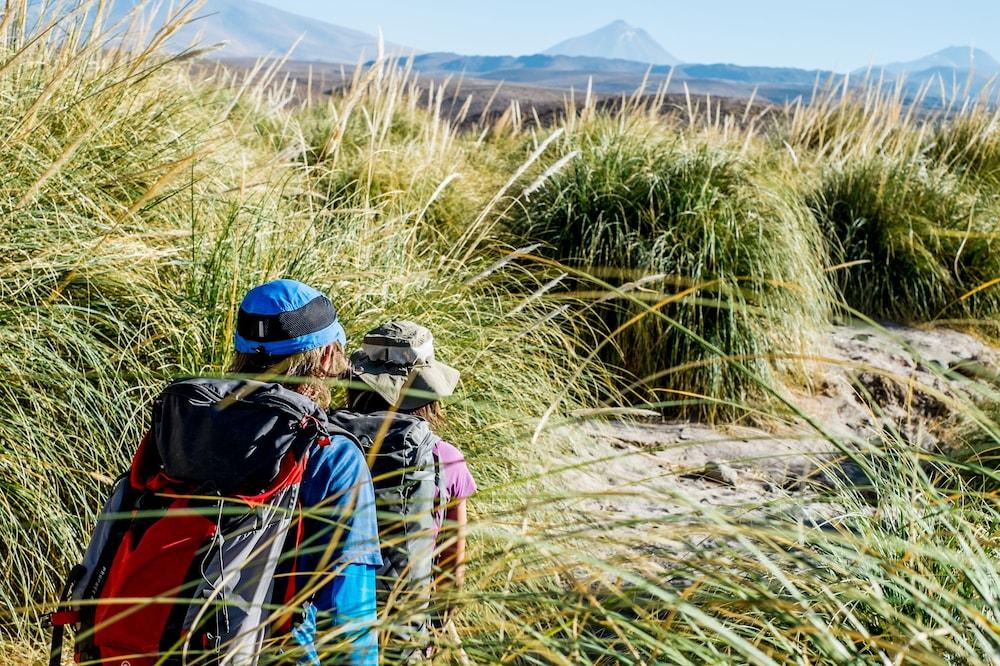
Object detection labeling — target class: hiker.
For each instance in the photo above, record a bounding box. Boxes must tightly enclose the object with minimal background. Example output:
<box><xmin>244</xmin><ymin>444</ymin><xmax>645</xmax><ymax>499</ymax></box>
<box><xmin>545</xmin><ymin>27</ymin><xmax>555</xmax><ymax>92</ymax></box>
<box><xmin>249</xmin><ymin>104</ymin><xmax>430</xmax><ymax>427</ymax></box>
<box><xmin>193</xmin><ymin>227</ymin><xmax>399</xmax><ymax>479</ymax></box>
<box><xmin>229</xmin><ymin>279</ymin><xmax>383</xmax><ymax>664</ymax></box>
<box><xmin>49</xmin><ymin>279</ymin><xmax>381</xmax><ymax>666</ymax></box>
<box><xmin>333</xmin><ymin>321</ymin><xmax>476</xmax><ymax>656</ymax></box>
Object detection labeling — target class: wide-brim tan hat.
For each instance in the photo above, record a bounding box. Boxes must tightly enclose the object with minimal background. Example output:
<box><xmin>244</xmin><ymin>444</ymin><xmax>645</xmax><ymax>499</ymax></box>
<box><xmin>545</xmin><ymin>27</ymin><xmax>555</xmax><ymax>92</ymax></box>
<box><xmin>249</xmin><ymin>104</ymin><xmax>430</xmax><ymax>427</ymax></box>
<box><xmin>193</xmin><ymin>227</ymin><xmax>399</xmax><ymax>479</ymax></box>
<box><xmin>350</xmin><ymin>321</ymin><xmax>460</xmax><ymax>411</ymax></box>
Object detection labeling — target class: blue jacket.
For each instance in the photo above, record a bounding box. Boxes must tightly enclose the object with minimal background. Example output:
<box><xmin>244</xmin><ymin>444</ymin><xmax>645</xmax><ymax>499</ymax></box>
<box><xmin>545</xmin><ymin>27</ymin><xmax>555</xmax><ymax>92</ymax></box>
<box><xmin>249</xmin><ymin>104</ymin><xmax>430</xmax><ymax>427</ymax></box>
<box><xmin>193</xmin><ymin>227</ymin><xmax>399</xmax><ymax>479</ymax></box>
<box><xmin>296</xmin><ymin>435</ymin><xmax>382</xmax><ymax>665</ymax></box>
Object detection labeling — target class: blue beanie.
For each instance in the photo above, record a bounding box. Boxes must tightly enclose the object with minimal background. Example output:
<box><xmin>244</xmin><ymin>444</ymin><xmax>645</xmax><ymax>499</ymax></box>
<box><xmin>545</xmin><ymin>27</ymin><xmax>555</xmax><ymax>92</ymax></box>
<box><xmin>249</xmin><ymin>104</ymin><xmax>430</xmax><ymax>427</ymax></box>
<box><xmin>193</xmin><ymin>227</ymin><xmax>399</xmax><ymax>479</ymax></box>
<box><xmin>234</xmin><ymin>280</ymin><xmax>347</xmax><ymax>357</ymax></box>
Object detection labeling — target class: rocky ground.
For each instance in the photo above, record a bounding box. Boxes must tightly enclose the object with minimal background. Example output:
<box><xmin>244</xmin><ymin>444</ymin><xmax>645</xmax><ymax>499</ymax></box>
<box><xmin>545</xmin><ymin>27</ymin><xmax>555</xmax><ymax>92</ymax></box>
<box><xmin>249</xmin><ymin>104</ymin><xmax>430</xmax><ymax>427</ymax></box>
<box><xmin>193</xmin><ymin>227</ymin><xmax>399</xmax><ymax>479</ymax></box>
<box><xmin>554</xmin><ymin>320</ymin><xmax>1000</xmax><ymax>548</ymax></box>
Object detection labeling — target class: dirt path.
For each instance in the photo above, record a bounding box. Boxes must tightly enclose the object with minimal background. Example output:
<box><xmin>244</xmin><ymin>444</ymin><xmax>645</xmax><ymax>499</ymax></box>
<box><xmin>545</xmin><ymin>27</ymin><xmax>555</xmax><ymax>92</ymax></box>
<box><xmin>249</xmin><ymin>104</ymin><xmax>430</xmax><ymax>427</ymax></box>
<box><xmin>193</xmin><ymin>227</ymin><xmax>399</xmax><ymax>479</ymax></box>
<box><xmin>557</xmin><ymin>321</ymin><xmax>1000</xmax><ymax>539</ymax></box>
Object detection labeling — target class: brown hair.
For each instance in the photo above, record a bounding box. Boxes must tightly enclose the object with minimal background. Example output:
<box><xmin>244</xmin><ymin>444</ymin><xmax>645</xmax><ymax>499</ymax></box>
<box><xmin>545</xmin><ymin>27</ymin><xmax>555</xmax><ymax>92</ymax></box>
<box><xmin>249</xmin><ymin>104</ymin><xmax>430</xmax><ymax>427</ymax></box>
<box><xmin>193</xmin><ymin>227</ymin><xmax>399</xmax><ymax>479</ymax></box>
<box><xmin>229</xmin><ymin>343</ymin><xmax>349</xmax><ymax>409</ymax></box>
<box><xmin>346</xmin><ymin>386</ymin><xmax>446</xmax><ymax>429</ymax></box>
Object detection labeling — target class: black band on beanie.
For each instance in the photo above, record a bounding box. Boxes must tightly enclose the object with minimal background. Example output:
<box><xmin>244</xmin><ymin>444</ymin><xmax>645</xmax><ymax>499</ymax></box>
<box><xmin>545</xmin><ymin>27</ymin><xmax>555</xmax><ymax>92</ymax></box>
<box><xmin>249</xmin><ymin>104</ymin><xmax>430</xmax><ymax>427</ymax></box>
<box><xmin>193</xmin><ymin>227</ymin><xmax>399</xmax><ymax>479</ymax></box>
<box><xmin>237</xmin><ymin>296</ymin><xmax>337</xmax><ymax>344</ymax></box>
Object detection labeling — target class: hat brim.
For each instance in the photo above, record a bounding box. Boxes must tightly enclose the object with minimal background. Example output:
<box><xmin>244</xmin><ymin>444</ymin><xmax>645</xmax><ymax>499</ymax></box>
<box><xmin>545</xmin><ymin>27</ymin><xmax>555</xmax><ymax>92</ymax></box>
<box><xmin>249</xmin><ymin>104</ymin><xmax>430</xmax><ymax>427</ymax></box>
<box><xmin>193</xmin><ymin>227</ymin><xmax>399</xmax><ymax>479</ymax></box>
<box><xmin>351</xmin><ymin>354</ymin><xmax>460</xmax><ymax>410</ymax></box>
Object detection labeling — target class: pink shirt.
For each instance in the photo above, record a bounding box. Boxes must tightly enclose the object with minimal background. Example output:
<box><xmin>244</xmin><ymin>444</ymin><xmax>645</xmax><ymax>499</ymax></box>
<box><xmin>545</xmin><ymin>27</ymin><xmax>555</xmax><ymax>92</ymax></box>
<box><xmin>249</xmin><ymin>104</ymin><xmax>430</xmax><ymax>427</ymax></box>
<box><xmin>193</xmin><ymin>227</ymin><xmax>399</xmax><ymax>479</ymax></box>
<box><xmin>433</xmin><ymin>440</ymin><xmax>477</xmax><ymax>528</ymax></box>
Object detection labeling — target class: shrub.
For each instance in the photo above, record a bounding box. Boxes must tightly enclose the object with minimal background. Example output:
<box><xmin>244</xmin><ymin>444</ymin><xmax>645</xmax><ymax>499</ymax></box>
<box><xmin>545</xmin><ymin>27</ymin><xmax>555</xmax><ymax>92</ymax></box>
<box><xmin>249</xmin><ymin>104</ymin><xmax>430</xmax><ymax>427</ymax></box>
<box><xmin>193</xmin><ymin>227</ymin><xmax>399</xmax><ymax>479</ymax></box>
<box><xmin>927</xmin><ymin>107</ymin><xmax>1000</xmax><ymax>185</ymax></box>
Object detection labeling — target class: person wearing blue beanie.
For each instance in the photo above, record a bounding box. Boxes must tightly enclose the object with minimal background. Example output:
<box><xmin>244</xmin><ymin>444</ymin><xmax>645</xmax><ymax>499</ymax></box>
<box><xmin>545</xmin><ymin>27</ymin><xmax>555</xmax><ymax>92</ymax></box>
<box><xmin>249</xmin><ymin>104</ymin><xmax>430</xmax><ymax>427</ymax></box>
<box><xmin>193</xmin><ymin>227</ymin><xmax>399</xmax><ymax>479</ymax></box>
<box><xmin>230</xmin><ymin>279</ymin><xmax>381</xmax><ymax>666</ymax></box>
<box><xmin>232</xmin><ymin>279</ymin><xmax>349</xmax><ymax>409</ymax></box>
<box><xmin>234</xmin><ymin>279</ymin><xmax>348</xmax><ymax>359</ymax></box>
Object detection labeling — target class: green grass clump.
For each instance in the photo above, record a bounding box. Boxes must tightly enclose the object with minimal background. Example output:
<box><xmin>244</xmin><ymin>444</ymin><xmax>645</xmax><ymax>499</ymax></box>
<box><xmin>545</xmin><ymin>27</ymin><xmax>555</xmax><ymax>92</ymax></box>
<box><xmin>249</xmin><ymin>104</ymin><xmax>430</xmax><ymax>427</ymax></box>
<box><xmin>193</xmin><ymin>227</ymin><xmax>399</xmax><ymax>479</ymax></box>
<box><xmin>780</xmin><ymin>80</ymin><xmax>923</xmax><ymax>163</ymax></box>
<box><xmin>927</xmin><ymin>108</ymin><xmax>1000</xmax><ymax>185</ymax></box>
<box><xmin>518</xmin><ymin>121</ymin><xmax>831</xmax><ymax>418</ymax></box>
<box><xmin>0</xmin><ymin>13</ymin><xmax>256</xmax><ymax>634</ymax></box>
<box><xmin>447</xmin><ymin>429</ymin><xmax>1000</xmax><ymax>664</ymax></box>
<box><xmin>809</xmin><ymin>157</ymin><xmax>1000</xmax><ymax>324</ymax></box>
<box><xmin>946</xmin><ymin>400</ymin><xmax>1000</xmax><ymax>491</ymax></box>
<box><xmin>292</xmin><ymin>83</ymin><xmax>506</xmax><ymax>248</ymax></box>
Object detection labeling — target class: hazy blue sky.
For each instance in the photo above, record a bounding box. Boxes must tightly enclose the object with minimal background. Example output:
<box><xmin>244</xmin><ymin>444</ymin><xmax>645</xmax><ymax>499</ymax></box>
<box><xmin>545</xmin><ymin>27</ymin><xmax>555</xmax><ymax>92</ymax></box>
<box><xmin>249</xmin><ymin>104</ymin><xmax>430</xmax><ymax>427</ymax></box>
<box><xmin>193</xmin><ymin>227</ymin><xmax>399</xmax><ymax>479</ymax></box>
<box><xmin>254</xmin><ymin>0</ymin><xmax>998</xmax><ymax>71</ymax></box>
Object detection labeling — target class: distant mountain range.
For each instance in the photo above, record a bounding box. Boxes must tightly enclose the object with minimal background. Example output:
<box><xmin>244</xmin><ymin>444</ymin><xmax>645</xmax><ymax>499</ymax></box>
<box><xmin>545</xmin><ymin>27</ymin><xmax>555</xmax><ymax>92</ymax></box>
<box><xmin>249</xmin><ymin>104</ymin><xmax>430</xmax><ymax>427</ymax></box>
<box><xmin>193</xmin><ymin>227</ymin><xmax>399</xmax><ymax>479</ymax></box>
<box><xmin>32</xmin><ymin>0</ymin><xmax>411</xmax><ymax>63</ymax></box>
<box><xmin>26</xmin><ymin>3</ymin><xmax>1000</xmax><ymax>104</ymax></box>
<box><xmin>409</xmin><ymin>53</ymin><xmax>668</xmax><ymax>77</ymax></box>
<box><xmin>407</xmin><ymin>40</ymin><xmax>1000</xmax><ymax>102</ymax></box>
<box><xmin>543</xmin><ymin>20</ymin><xmax>679</xmax><ymax>66</ymax></box>
<box><xmin>866</xmin><ymin>46</ymin><xmax>1000</xmax><ymax>77</ymax></box>
<box><xmin>845</xmin><ymin>47</ymin><xmax>1000</xmax><ymax>102</ymax></box>
<box><xmin>405</xmin><ymin>52</ymin><xmax>833</xmax><ymax>99</ymax></box>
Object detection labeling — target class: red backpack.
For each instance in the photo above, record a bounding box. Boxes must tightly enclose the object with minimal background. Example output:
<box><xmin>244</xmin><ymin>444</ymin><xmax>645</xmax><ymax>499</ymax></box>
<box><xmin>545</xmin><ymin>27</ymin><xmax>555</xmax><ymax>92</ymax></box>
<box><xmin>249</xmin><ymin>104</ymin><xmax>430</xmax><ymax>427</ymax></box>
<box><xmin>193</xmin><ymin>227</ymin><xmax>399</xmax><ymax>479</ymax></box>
<box><xmin>47</xmin><ymin>379</ymin><xmax>342</xmax><ymax>666</ymax></box>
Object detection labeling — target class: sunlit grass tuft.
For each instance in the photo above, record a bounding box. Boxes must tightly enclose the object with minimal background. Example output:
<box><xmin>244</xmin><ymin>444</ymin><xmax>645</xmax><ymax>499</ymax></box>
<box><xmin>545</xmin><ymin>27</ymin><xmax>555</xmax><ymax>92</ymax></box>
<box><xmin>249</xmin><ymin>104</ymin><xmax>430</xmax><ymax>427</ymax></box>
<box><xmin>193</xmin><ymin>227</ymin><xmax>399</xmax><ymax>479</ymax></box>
<box><xmin>517</xmin><ymin>119</ymin><xmax>831</xmax><ymax>419</ymax></box>
<box><xmin>809</xmin><ymin>157</ymin><xmax>1000</xmax><ymax>324</ymax></box>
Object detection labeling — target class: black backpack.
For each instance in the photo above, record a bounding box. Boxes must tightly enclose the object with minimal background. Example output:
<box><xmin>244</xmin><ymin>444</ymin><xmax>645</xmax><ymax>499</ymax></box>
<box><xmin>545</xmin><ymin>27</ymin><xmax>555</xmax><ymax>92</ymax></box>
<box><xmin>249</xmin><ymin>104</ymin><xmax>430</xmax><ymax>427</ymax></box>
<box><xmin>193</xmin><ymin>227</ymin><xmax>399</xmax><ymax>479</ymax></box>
<box><xmin>327</xmin><ymin>410</ymin><xmax>448</xmax><ymax>661</ymax></box>
<box><xmin>47</xmin><ymin>379</ymin><xmax>348</xmax><ymax>666</ymax></box>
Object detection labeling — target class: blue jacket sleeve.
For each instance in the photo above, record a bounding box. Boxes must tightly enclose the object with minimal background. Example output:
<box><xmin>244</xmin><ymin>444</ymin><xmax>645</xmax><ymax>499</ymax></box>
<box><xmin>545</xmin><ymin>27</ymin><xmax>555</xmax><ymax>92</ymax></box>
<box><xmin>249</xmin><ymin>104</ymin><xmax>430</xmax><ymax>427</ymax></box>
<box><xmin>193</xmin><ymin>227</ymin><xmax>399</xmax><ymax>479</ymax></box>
<box><xmin>293</xmin><ymin>564</ymin><xmax>378</xmax><ymax>666</ymax></box>
<box><xmin>326</xmin><ymin>563</ymin><xmax>379</xmax><ymax>665</ymax></box>
<box><xmin>296</xmin><ymin>438</ymin><xmax>382</xmax><ymax>664</ymax></box>
<box><xmin>298</xmin><ymin>437</ymin><xmax>382</xmax><ymax>570</ymax></box>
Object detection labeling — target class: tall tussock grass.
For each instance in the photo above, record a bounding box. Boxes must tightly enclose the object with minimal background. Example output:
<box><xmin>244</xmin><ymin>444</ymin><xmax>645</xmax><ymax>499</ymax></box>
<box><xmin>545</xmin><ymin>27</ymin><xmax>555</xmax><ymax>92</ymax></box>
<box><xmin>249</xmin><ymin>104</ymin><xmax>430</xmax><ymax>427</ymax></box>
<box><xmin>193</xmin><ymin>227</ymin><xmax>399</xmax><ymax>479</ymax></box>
<box><xmin>928</xmin><ymin>108</ymin><xmax>1000</xmax><ymax>184</ymax></box>
<box><xmin>781</xmin><ymin>82</ymin><xmax>1000</xmax><ymax>328</ymax></box>
<box><xmin>517</xmin><ymin>120</ymin><xmax>830</xmax><ymax>418</ymax></box>
<box><xmin>8</xmin><ymin>3</ymin><xmax>1000</xmax><ymax>664</ymax></box>
<box><xmin>0</xmin><ymin>1</ymin><xmax>597</xmax><ymax>654</ymax></box>
<box><xmin>447</xmin><ymin>430</ymin><xmax>1000</xmax><ymax>664</ymax></box>
<box><xmin>0</xmin><ymin>0</ymin><xmax>250</xmax><ymax>640</ymax></box>
<box><xmin>810</xmin><ymin>157</ymin><xmax>1000</xmax><ymax>323</ymax></box>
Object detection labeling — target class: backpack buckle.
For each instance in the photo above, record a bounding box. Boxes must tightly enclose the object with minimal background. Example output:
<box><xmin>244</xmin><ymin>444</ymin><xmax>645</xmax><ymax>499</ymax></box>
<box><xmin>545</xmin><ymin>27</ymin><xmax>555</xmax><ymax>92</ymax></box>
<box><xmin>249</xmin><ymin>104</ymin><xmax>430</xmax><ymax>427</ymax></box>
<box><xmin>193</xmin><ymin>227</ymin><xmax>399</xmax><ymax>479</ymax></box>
<box><xmin>299</xmin><ymin>415</ymin><xmax>332</xmax><ymax>447</ymax></box>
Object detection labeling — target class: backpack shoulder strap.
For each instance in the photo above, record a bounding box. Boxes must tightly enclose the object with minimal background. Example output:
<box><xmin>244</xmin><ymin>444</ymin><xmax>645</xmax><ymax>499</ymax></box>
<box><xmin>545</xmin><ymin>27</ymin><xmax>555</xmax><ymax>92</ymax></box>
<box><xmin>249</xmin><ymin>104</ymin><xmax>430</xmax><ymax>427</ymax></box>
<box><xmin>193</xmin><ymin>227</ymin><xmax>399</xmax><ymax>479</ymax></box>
<box><xmin>428</xmin><ymin>434</ymin><xmax>449</xmax><ymax>525</ymax></box>
<box><xmin>326</xmin><ymin>409</ymin><xmax>423</xmax><ymax>456</ymax></box>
